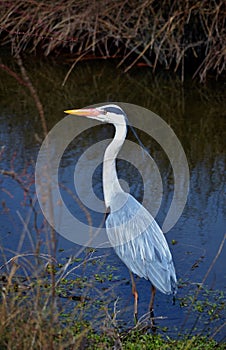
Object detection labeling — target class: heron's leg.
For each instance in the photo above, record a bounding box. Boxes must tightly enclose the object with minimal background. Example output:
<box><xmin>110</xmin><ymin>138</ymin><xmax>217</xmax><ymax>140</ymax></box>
<box><xmin>129</xmin><ymin>271</ymin><xmax>138</xmax><ymax>324</ymax></box>
<box><xmin>149</xmin><ymin>285</ymin><xmax>156</xmax><ymax>327</ymax></box>
<box><xmin>149</xmin><ymin>284</ymin><xmax>156</xmax><ymax>314</ymax></box>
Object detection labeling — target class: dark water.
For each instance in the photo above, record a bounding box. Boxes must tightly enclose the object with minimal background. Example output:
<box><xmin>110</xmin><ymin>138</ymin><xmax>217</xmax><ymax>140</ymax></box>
<box><xmin>0</xmin><ymin>56</ymin><xmax>225</xmax><ymax>341</ymax></box>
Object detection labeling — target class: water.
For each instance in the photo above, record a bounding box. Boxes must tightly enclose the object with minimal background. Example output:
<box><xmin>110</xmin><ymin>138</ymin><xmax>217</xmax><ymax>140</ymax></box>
<box><xmin>0</xmin><ymin>55</ymin><xmax>225</xmax><ymax>340</ymax></box>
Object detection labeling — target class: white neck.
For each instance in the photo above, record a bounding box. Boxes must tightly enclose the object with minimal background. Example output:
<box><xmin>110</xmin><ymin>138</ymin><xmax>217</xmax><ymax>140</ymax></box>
<box><xmin>103</xmin><ymin>119</ymin><xmax>127</xmax><ymax>209</ymax></box>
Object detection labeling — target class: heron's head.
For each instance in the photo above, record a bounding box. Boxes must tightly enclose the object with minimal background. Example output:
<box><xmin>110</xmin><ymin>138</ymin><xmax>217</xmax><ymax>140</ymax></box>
<box><xmin>64</xmin><ymin>104</ymin><xmax>127</xmax><ymax>125</ymax></box>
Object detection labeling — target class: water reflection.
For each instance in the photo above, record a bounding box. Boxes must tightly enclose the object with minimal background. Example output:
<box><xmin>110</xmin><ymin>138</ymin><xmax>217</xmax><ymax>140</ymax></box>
<box><xmin>0</xmin><ymin>56</ymin><xmax>225</xmax><ymax>339</ymax></box>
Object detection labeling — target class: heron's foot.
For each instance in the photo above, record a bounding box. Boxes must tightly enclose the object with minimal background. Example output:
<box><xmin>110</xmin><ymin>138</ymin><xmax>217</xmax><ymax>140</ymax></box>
<box><xmin>134</xmin><ymin>312</ymin><xmax>138</xmax><ymax>325</ymax></box>
<box><xmin>150</xmin><ymin>308</ymin><xmax>154</xmax><ymax>319</ymax></box>
<box><xmin>150</xmin><ymin>308</ymin><xmax>156</xmax><ymax>332</ymax></box>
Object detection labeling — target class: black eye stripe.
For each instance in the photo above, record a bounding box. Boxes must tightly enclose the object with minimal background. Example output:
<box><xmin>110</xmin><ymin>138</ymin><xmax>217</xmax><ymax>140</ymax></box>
<box><xmin>105</xmin><ymin>106</ymin><xmax>122</xmax><ymax>115</ymax></box>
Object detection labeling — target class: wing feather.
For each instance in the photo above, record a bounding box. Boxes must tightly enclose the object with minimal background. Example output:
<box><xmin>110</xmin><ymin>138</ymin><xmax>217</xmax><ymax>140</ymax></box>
<box><xmin>106</xmin><ymin>193</ymin><xmax>177</xmax><ymax>294</ymax></box>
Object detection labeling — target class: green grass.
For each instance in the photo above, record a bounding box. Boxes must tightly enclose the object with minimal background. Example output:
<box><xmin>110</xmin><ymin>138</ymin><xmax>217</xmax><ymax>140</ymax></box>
<box><xmin>0</xmin><ymin>257</ymin><xmax>225</xmax><ymax>349</ymax></box>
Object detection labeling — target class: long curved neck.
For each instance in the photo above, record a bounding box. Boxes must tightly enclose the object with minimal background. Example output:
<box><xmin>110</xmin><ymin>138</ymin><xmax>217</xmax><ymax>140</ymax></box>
<box><xmin>103</xmin><ymin>119</ymin><xmax>127</xmax><ymax>209</ymax></box>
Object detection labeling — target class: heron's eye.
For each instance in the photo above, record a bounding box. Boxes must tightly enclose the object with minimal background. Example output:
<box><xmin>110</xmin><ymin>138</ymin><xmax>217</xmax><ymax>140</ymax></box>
<box><xmin>103</xmin><ymin>109</ymin><xmax>107</xmax><ymax>115</ymax></box>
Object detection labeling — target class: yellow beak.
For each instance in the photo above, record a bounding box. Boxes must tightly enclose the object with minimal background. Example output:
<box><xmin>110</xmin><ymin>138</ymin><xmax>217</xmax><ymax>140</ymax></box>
<box><xmin>64</xmin><ymin>108</ymin><xmax>100</xmax><ymax>117</ymax></box>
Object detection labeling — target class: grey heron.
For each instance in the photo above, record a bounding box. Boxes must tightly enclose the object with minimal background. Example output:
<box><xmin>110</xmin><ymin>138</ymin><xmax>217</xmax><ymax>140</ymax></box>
<box><xmin>65</xmin><ymin>104</ymin><xmax>177</xmax><ymax>324</ymax></box>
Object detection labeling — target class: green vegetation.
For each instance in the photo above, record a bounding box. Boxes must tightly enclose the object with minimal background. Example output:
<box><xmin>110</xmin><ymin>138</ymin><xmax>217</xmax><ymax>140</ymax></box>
<box><xmin>0</xmin><ymin>256</ymin><xmax>225</xmax><ymax>349</ymax></box>
<box><xmin>179</xmin><ymin>287</ymin><xmax>225</xmax><ymax>320</ymax></box>
<box><xmin>0</xmin><ymin>0</ymin><xmax>225</xmax><ymax>81</ymax></box>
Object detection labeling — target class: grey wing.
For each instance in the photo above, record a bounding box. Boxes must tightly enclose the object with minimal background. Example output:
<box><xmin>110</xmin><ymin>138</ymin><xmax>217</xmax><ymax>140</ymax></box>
<box><xmin>106</xmin><ymin>193</ymin><xmax>177</xmax><ymax>294</ymax></box>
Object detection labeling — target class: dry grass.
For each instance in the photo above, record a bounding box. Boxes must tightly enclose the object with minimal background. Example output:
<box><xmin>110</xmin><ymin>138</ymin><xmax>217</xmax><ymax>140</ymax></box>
<box><xmin>0</xmin><ymin>253</ymin><xmax>101</xmax><ymax>350</ymax></box>
<box><xmin>0</xmin><ymin>0</ymin><xmax>225</xmax><ymax>81</ymax></box>
<box><xmin>0</xmin><ymin>247</ymin><xmax>225</xmax><ymax>349</ymax></box>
